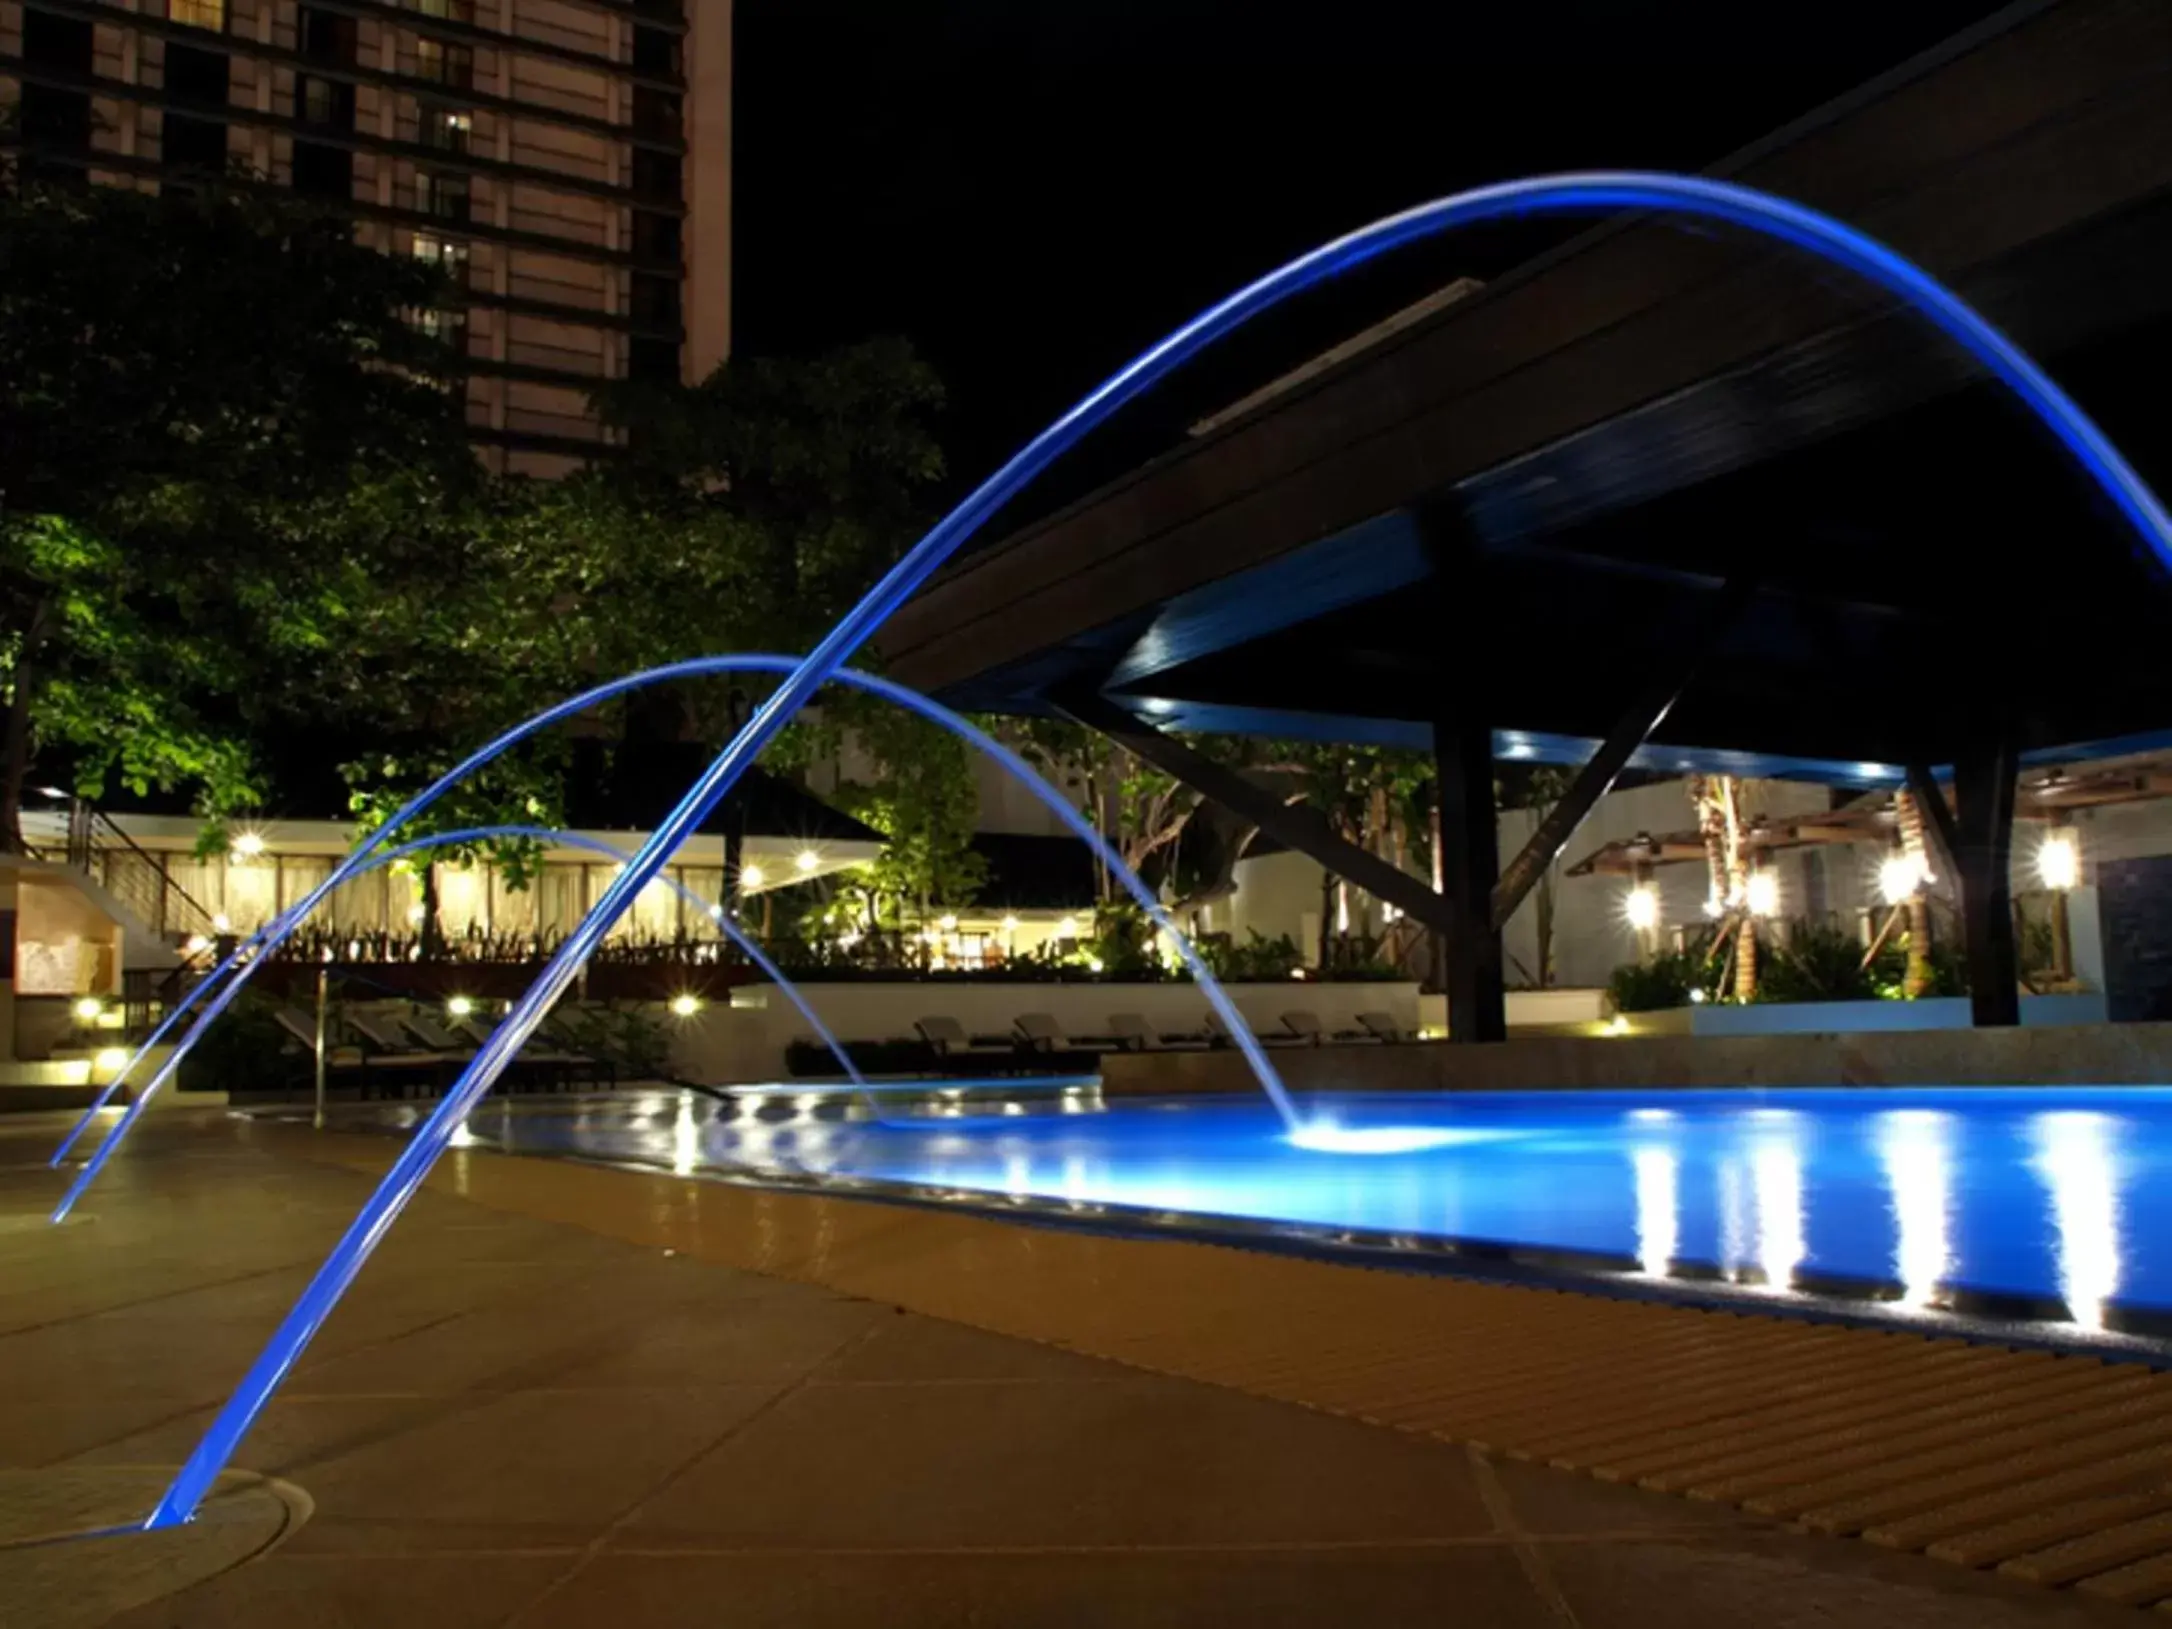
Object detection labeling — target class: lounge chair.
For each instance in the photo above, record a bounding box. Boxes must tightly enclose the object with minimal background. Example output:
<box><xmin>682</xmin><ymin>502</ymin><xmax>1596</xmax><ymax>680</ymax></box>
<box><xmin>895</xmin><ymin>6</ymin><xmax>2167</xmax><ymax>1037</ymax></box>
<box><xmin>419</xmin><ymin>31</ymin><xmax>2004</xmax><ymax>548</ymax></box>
<box><xmin>1014</xmin><ymin>1012</ymin><xmax>1118</xmax><ymax>1055</ymax></box>
<box><xmin>1203</xmin><ymin>1012</ymin><xmax>1310</xmax><ymax>1049</ymax></box>
<box><xmin>450</xmin><ymin>1013</ymin><xmax>585</xmax><ymax>1093</ymax></box>
<box><xmin>269</xmin><ymin>1008</ymin><xmax>367</xmax><ymax>1099</ymax></box>
<box><xmin>1357</xmin><ymin>1011</ymin><xmax>1414</xmax><ymax>1043</ymax></box>
<box><xmin>915</xmin><ymin>1015</ymin><xmax>1018</xmax><ymax>1062</ymax></box>
<box><xmin>342</xmin><ymin>1010</ymin><xmax>461</xmax><ymax>1098</ymax></box>
<box><xmin>1280</xmin><ymin>1010</ymin><xmax>1373</xmax><ymax>1045</ymax></box>
<box><xmin>1107</xmin><ymin>1013</ymin><xmax>1209</xmax><ymax>1052</ymax></box>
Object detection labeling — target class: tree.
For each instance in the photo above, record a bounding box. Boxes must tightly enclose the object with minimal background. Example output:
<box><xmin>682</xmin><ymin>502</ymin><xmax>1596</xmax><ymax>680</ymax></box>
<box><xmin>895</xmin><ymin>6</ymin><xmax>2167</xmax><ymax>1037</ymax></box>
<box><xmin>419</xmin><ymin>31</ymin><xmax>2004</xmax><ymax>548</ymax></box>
<box><xmin>0</xmin><ymin>176</ymin><xmax>470</xmax><ymax>848</ymax></box>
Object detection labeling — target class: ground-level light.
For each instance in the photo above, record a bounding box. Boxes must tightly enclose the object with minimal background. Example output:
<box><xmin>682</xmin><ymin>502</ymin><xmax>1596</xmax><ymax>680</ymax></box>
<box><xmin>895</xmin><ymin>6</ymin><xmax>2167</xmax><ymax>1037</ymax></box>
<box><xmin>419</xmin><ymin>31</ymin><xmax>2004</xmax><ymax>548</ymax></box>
<box><xmin>73</xmin><ymin>997</ymin><xmax>103</xmax><ymax>1022</ymax></box>
<box><xmin>669</xmin><ymin>993</ymin><xmax>702</xmax><ymax>1018</ymax></box>
<box><xmin>95</xmin><ymin>1047</ymin><xmax>130</xmax><ymax>1074</ymax></box>
<box><xmin>446</xmin><ymin>996</ymin><xmax>475</xmax><ymax>1018</ymax></box>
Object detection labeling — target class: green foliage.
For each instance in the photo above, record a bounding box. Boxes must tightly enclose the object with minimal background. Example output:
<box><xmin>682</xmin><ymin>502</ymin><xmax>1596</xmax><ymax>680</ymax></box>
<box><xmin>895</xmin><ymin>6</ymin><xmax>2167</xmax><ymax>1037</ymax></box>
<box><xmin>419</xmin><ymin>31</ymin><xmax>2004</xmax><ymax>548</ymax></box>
<box><xmin>826</xmin><ymin>701</ymin><xmax>987</xmax><ymax>923</ymax></box>
<box><xmin>1084</xmin><ymin>902</ymin><xmax>1159</xmax><ymax>977</ymax></box>
<box><xmin>1198</xmin><ymin>929</ymin><xmax>1305</xmax><ymax>982</ymax></box>
<box><xmin>1757</xmin><ymin>922</ymin><xmax>1888</xmax><ymax>1005</ymax></box>
<box><xmin>1608</xmin><ymin>941</ymin><xmax>1725</xmax><ymax>1013</ymax></box>
<box><xmin>0</xmin><ymin>176</ymin><xmax>473</xmax><ymax>842</ymax></box>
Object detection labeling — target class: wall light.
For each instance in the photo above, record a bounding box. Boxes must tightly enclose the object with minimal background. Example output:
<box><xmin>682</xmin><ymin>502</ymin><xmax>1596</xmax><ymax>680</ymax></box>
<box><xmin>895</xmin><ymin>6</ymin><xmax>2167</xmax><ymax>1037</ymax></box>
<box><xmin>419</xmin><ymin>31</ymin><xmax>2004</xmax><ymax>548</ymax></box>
<box><xmin>938</xmin><ymin>913</ymin><xmax>959</xmax><ymax>931</ymax></box>
<box><xmin>1879</xmin><ymin>852</ymin><xmax>1924</xmax><ymax>908</ymax></box>
<box><xmin>212</xmin><ymin>914</ymin><xmax>232</xmax><ymax>933</ymax></box>
<box><xmin>231</xmin><ymin>831</ymin><xmax>266</xmax><ymax>860</ymax></box>
<box><xmin>794</xmin><ymin>849</ymin><xmax>819</xmax><ymax>873</ymax></box>
<box><xmin>1745</xmin><ymin>871</ymin><xmax>1781</xmax><ymax>918</ymax></box>
<box><xmin>73</xmin><ymin>997</ymin><xmax>104</xmax><ymax>1022</ymax></box>
<box><xmin>2037</xmin><ymin>832</ymin><xmax>2080</xmax><ymax>892</ymax></box>
<box><xmin>1622</xmin><ymin>886</ymin><xmax>1659</xmax><ymax>931</ymax></box>
<box><xmin>739</xmin><ymin>862</ymin><xmax>767</xmax><ymax>891</ymax></box>
<box><xmin>1000</xmin><ymin>914</ymin><xmax>1020</xmax><ymax>933</ymax></box>
<box><xmin>1056</xmin><ymin>916</ymin><xmax>1078</xmax><ymax>938</ymax></box>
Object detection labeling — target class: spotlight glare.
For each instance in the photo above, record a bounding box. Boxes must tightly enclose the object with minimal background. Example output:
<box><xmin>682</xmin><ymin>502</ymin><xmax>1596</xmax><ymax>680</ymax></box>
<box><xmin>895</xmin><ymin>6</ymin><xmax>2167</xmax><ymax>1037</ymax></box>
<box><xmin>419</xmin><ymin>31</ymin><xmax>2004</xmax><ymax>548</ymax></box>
<box><xmin>739</xmin><ymin>862</ymin><xmax>767</xmax><ymax>891</ymax></box>
<box><xmin>1745</xmin><ymin>871</ymin><xmax>1781</xmax><ymax>918</ymax></box>
<box><xmin>794</xmin><ymin>849</ymin><xmax>819</xmax><ymax>873</ymax></box>
<box><xmin>669</xmin><ymin>992</ymin><xmax>702</xmax><ymax>1018</ymax></box>
<box><xmin>2037</xmin><ymin>833</ymin><xmax>2080</xmax><ymax>892</ymax></box>
<box><xmin>1622</xmin><ymin>886</ymin><xmax>1660</xmax><ymax>931</ymax></box>
<box><xmin>73</xmin><ymin>997</ymin><xmax>104</xmax><ymax>1022</ymax></box>
<box><xmin>1879</xmin><ymin>852</ymin><xmax>1924</xmax><ymax>907</ymax></box>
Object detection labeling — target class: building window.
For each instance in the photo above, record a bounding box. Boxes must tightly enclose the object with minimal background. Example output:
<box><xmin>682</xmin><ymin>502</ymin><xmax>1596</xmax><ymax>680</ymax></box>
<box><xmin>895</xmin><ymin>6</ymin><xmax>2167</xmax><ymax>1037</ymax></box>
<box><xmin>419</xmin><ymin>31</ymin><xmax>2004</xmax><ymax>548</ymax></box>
<box><xmin>416</xmin><ymin>171</ymin><xmax>471</xmax><ymax>223</ymax></box>
<box><xmin>419</xmin><ymin>106</ymin><xmax>472</xmax><ymax>154</ymax></box>
<box><xmin>297</xmin><ymin>75</ymin><xmax>355</xmax><ymax>130</ymax></box>
<box><xmin>631</xmin><ymin>86</ymin><xmax>681</xmax><ymax>141</ymax></box>
<box><xmin>630</xmin><ymin>209</ymin><xmax>681</xmax><ymax>265</ymax></box>
<box><xmin>24</xmin><ymin>11</ymin><xmax>95</xmax><ymax>74</ymax></box>
<box><xmin>290</xmin><ymin>139</ymin><xmax>353</xmax><ymax>199</ymax></box>
<box><xmin>628</xmin><ymin>336</ymin><xmax>679</xmax><ymax>384</ymax></box>
<box><xmin>166</xmin><ymin>0</ymin><xmax>227</xmax><ymax>30</ymax></box>
<box><xmin>631</xmin><ymin>27</ymin><xmax>679</xmax><ymax>77</ymax></box>
<box><xmin>630</xmin><ymin>272</ymin><xmax>680</xmax><ymax>329</ymax></box>
<box><xmin>412</xmin><ymin>232</ymin><xmax>470</xmax><ymax>288</ymax></box>
<box><xmin>163</xmin><ymin>42</ymin><xmax>231</xmax><ymax>110</ymax></box>
<box><xmin>300</xmin><ymin>8</ymin><xmax>358</xmax><ymax>65</ymax></box>
<box><xmin>415</xmin><ymin>38</ymin><xmax>475</xmax><ymax>90</ymax></box>
<box><xmin>18</xmin><ymin>84</ymin><xmax>93</xmax><ymax>154</ymax></box>
<box><xmin>631</xmin><ymin>150</ymin><xmax>681</xmax><ymax>204</ymax></box>
<box><xmin>409</xmin><ymin>0</ymin><xmax>477</xmax><ymax>21</ymax></box>
<box><xmin>162</xmin><ymin>113</ymin><xmax>228</xmax><ymax>172</ymax></box>
<box><xmin>416</xmin><ymin>307</ymin><xmax>470</xmax><ymax>355</ymax></box>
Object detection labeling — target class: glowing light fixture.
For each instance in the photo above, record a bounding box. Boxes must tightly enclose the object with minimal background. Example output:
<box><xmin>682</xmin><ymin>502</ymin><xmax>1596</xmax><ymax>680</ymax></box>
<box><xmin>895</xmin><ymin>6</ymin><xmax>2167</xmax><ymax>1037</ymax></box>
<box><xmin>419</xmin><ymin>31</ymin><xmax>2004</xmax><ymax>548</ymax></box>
<box><xmin>2037</xmin><ymin>832</ymin><xmax>2080</xmax><ymax>892</ymax></box>
<box><xmin>1287</xmin><ymin>1122</ymin><xmax>1489</xmax><ymax>1155</ymax></box>
<box><xmin>95</xmin><ymin>1046</ymin><xmax>130</xmax><ymax>1074</ymax></box>
<box><xmin>211</xmin><ymin>914</ymin><xmax>232</xmax><ymax>933</ymax></box>
<box><xmin>1056</xmin><ymin>916</ymin><xmax>1078</xmax><ymax>938</ymax></box>
<box><xmin>1085</xmin><ymin>955</ymin><xmax>1105</xmax><ymax>973</ymax></box>
<box><xmin>1622</xmin><ymin>886</ymin><xmax>1660</xmax><ymax>931</ymax></box>
<box><xmin>1000</xmin><ymin>914</ymin><xmax>1020</xmax><ymax>932</ymax></box>
<box><xmin>446</xmin><ymin>996</ymin><xmax>475</xmax><ymax>1018</ymax></box>
<box><xmin>669</xmin><ymin>993</ymin><xmax>702</xmax><ymax>1018</ymax></box>
<box><xmin>739</xmin><ymin>862</ymin><xmax>767</xmax><ymax>891</ymax></box>
<box><xmin>73</xmin><ymin>997</ymin><xmax>104</xmax><ymax>1022</ymax></box>
<box><xmin>1688</xmin><ymin>987</ymin><xmax>1708</xmax><ymax>1005</ymax></box>
<box><xmin>938</xmin><ymin>913</ymin><xmax>959</xmax><ymax>931</ymax></box>
<box><xmin>1879</xmin><ymin>852</ymin><xmax>1925</xmax><ymax>907</ymax></box>
<box><xmin>184</xmin><ymin>934</ymin><xmax>211</xmax><ymax>954</ymax></box>
<box><xmin>1745</xmin><ymin>871</ymin><xmax>1781</xmax><ymax>918</ymax></box>
<box><xmin>406</xmin><ymin>904</ymin><xmax>426</xmax><ymax>924</ymax></box>
<box><xmin>231</xmin><ymin>831</ymin><xmax>266</xmax><ymax>860</ymax></box>
<box><xmin>1606</xmin><ymin>1014</ymin><xmax>1632</xmax><ymax>1036</ymax></box>
<box><xmin>794</xmin><ymin>849</ymin><xmax>820</xmax><ymax>873</ymax></box>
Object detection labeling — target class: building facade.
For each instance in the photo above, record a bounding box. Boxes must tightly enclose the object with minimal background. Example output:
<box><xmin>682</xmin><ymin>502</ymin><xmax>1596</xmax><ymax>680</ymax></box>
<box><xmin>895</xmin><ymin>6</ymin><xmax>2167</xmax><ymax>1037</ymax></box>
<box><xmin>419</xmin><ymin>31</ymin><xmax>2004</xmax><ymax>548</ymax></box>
<box><xmin>0</xmin><ymin>0</ymin><xmax>730</xmax><ymax>476</ymax></box>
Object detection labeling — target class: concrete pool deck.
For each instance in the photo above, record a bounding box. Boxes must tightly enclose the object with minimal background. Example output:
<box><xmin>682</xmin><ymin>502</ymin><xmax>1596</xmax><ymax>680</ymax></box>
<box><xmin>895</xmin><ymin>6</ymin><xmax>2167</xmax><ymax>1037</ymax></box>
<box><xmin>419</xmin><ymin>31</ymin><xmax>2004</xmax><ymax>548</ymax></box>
<box><xmin>0</xmin><ymin>1110</ymin><xmax>2144</xmax><ymax>1626</ymax></box>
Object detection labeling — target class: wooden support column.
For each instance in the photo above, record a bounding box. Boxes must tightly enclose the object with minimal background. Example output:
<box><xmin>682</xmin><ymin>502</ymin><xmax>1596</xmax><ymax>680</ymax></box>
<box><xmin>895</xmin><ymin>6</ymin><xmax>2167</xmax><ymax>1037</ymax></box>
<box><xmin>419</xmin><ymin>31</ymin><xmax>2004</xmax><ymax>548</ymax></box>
<box><xmin>1951</xmin><ymin>727</ymin><xmax>2021</xmax><ymax>1028</ymax></box>
<box><xmin>1422</xmin><ymin>500</ymin><xmax>1504</xmax><ymax>1044</ymax></box>
<box><xmin>1435</xmin><ymin>704</ymin><xmax>1506</xmax><ymax>1043</ymax></box>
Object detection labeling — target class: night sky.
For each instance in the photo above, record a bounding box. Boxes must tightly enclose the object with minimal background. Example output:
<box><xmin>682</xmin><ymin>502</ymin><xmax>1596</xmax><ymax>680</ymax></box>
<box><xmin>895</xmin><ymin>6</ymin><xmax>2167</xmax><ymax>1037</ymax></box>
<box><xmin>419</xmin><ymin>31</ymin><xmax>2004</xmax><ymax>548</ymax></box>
<box><xmin>732</xmin><ymin>1</ymin><xmax>2019</xmax><ymax>505</ymax></box>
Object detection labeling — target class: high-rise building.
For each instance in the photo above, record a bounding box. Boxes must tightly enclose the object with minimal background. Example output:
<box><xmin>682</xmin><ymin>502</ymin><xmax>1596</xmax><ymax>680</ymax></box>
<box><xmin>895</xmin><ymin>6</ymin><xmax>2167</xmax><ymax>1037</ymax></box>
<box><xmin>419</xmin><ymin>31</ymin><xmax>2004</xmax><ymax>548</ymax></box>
<box><xmin>0</xmin><ymin>0</ymin><xmax>731</xmax><ymax>477</ymax></box>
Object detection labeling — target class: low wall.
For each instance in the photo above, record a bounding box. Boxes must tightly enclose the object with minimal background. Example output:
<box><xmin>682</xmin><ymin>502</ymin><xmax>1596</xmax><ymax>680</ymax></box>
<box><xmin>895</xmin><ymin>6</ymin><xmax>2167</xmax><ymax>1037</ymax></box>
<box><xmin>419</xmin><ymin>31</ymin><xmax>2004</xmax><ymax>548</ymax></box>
<box><xmin>1100</xmin><ymin>1021</ymin><xmax>2172</xmax><ymax>1096</ymax></box>
<box><xmin>671</xmin><ymin>981</ymin><xmax>1421</xmax><ymax>1085</ymax></box>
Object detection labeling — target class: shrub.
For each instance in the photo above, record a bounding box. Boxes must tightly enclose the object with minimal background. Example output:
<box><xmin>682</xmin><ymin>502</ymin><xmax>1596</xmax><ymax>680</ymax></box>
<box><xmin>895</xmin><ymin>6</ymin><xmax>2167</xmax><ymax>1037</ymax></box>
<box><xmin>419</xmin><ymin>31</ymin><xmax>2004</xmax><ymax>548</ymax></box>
<box><xmin>1758</xmin><ymin>922</ymin><xmax>1884</xmax><ymax>1004</ymax></box>
<box><xmin>1607</xmin><ymin>944</ymin><xmax>1722</xmax><ymax>1013</ymax></box>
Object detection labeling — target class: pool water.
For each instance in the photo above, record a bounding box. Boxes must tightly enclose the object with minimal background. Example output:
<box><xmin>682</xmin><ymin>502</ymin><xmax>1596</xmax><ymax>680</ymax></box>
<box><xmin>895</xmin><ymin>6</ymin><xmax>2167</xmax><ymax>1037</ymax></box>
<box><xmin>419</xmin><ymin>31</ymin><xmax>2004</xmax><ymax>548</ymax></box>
<box><xmin>450</xmin><ymin>1085</ymin><xmax>2172</xmax><ymax>1336</ymax></box>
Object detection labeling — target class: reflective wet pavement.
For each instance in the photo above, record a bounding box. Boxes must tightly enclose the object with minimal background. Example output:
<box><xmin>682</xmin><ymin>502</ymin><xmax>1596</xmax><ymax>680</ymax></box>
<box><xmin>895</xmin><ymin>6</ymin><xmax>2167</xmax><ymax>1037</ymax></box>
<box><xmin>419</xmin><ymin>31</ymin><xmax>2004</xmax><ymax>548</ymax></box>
<box><xmin>1</xmin><ymin>1108</ymin><xmax>2134</xmax><ymax>1625</ymax></box>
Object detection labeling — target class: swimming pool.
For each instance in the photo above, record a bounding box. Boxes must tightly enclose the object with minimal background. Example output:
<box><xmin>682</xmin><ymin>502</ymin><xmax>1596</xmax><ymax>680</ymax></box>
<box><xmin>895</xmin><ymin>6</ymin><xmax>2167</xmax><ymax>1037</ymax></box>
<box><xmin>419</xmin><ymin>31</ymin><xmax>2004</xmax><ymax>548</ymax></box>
<box><xmin>433</xmin><ymin>1085</ymin><xmax>2172</xmax><ymax>1342</ymax></box>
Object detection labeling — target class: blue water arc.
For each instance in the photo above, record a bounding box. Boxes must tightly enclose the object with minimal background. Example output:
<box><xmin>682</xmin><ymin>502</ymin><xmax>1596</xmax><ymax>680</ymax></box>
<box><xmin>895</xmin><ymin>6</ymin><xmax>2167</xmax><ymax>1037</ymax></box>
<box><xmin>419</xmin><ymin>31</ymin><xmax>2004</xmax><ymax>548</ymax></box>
<box><xmin>55</xmin><ymin>657</ymin><xmax>1296</xmax><ymax>1215</ymax></box>
<box><xmin>143</xmin><ymin>170</ymin><xmax>2172</xmax><ymax>1528</ymax></box>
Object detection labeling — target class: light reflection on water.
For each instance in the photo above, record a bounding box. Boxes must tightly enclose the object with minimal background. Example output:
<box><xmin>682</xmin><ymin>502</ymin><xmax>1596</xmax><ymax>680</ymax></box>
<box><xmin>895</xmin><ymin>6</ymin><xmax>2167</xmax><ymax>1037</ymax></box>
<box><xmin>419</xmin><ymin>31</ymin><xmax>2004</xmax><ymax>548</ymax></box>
<box><xmin>455</xmin><ymin>1085</ymin><xmax>2172</xmax><ymax>1331</ymax></box>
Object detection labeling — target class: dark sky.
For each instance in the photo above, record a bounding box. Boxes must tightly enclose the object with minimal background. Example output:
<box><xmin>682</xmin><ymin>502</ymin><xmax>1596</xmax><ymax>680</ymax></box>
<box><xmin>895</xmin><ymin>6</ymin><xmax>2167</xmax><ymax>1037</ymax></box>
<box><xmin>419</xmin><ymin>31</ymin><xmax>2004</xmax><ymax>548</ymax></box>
<box><xmin>732</xmin><ymin>1</ymin><xmax>2021</xmax><ymax>499</ymax></box>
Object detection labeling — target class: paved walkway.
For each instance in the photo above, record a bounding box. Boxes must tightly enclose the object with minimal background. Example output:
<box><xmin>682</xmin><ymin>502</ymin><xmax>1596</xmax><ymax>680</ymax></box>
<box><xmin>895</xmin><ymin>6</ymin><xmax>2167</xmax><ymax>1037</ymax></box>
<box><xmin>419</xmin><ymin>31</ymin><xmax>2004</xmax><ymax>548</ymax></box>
<box><xmin>0</xmin><ymin>1109</ymin><xmax>2131</xmax><ymax>1626</ymax></box>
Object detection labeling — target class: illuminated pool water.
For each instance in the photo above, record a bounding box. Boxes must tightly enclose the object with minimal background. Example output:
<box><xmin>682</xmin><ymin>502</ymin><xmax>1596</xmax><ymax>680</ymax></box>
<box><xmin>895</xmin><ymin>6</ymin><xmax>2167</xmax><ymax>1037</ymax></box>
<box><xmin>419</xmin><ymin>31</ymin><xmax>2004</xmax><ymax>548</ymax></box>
<box><xmin>443</xmin><ymin>1086</ymin><xmax>2172</xmax><ymax>1338</ymax></box>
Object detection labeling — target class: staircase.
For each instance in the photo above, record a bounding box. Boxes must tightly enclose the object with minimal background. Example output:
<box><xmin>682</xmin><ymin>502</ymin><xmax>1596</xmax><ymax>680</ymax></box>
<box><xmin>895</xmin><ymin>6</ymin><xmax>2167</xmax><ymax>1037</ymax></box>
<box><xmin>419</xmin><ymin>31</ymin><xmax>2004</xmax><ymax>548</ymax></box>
<box><xmin>22</xmin><ymin>798</ymin><xmax>221</xmax><ymax>1036</ymax></box>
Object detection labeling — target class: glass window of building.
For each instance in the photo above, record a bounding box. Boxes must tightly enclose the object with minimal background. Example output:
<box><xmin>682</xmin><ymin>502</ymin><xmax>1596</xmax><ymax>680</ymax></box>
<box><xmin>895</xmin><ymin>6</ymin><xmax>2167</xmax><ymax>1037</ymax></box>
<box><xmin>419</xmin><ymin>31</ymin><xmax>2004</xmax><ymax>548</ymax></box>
<box><xmin>166</xmin><ymin>0</ymin><xmax>227</xmax><ymax>30</ymax></box>
<box><xmin>419</xmin><ymin>107</ymin><xmax>473</xmax><ymax>153</ymax></box>
<box><xmin>412</xmin><ymin>232</ymin><xmax>471</xmax><ymax>287</ymax></box>
<box><xmin>415</xmin><ymin>38</ymin><xmax>475</xmax><ymax>90</ymax></box>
